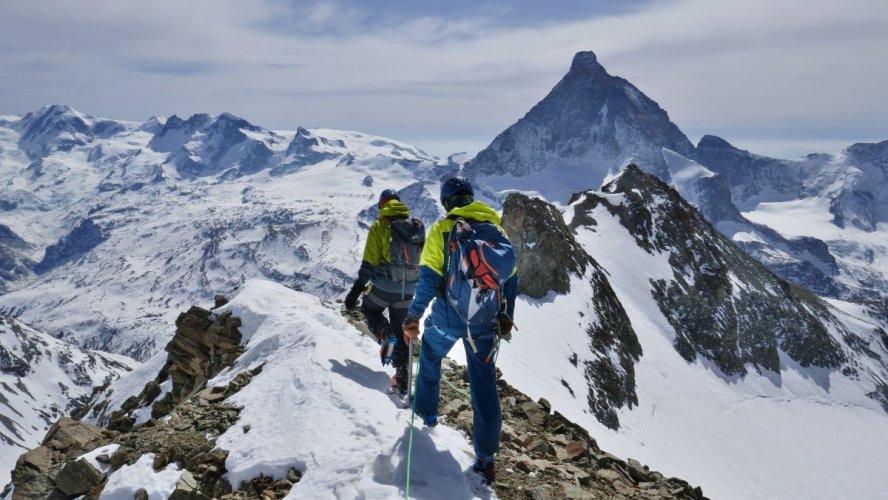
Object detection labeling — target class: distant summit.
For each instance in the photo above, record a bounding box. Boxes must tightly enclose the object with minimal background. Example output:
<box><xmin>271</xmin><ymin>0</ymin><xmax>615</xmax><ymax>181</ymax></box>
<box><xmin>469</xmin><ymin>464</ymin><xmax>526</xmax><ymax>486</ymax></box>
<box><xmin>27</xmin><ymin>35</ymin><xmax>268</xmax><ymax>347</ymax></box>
<box><xmin>466</xmin><ymin>50</ymin><xmax>694</xmax><ymax>201</ymax></box>
<box><xmin>14</xmin><ymin>104</ymin><xmax>127</xmax><ymax>159</ymax></box>
<box><xmin>569</xmin><ymin>50</ymin><xmax>602</xmax><ymax>72</ymax></box>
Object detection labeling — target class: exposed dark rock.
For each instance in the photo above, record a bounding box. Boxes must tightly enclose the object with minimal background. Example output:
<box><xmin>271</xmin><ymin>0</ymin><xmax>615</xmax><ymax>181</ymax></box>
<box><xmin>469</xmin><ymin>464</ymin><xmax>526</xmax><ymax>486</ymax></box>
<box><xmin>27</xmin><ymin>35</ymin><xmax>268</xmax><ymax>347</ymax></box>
<box><xmin>41</xmin><ymin>417</ymin><xmax>107</xmax><ymax>452</ymax></box>
<box><xmin>10</xmin><ymin>418</ymin><xmax>116</xmax><ymax>500</ymax></box>
<box><xmin>10</xmin><ymin>446</ymin><xmax>55</xmax><ymax>500</ymax></box>
<box><xmin>499</xmin><ymin>192</ymin><xmax>640</xmax><ymax>429</ymax></box>
<box><xmin>0</xmin><ymin>224</ymin><xmax>35</xmax><ymax>292</ymax></box>
<box><xmin>95</xmin><ymin>306</ymin><xmax>244</xmax><ymax>429</ymax></box>
<box><xmin>218</xmin><ymin>470</ymin><xmax>301</xmax><ymax>500</ymax></box>
<box><xmin>54</xmin><ymin>458</ymin><xmax>104</xmax><ymax>496</ymax></box>
<box><xmin>169</xmin><ymin>471</ymin><xmax>208</xmax><ymax>500</ymax></box>
<box><xmin>501</xmin><ymin>193</ymin><xmax>587</xmax><ymax>298</ymax></box>
<box><xmin>213</xmin><ymin>295</ymin><xmax>229</xmax><ymax>309</ymax></box>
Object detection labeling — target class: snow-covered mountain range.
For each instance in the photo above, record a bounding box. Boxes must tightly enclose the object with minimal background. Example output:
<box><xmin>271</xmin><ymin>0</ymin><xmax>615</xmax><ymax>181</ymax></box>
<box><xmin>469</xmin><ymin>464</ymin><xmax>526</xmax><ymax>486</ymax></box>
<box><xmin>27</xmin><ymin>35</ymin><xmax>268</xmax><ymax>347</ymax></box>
<box><xmin>1</xmin><ymin>48</ymin><xmax>888</xmax><ymax>499</ymax></box>
<box><xmin>0</xmin><ymin>105</ymin><xmax>453</xmax><ymax>360</ymax></box>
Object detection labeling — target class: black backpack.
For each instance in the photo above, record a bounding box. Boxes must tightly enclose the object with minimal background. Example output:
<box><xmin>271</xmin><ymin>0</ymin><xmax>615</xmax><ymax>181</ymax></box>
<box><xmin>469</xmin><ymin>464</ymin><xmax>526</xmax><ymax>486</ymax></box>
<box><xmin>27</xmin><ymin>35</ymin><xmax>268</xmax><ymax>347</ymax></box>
<box><xmin>389</xmin><ymin>218</ymin><xmax>425</xmax><ymax>285</ymax></box>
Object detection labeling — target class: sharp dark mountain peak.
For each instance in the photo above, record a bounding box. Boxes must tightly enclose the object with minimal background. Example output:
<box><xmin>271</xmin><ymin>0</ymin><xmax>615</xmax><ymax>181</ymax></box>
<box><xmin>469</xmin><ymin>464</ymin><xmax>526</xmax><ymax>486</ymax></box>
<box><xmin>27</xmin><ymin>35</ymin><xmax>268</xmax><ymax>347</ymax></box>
<box><xmin>569</xmin><ymin>50</ymin><xmax>603</xmax><ymax>73</ymax></box>
<box><xmin>467</xmin><ymin>49</ymin><xmax>695</xmax><ymax>202</ymax></box>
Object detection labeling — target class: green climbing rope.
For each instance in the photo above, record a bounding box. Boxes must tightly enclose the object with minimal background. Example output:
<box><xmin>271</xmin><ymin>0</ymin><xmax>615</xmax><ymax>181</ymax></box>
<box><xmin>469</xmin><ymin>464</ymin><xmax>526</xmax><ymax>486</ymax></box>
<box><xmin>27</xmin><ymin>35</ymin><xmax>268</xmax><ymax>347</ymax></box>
<box><xmin>441</xmin><ymin>373</ymin><xmax>472</xmax><ymax>400</ymax></box>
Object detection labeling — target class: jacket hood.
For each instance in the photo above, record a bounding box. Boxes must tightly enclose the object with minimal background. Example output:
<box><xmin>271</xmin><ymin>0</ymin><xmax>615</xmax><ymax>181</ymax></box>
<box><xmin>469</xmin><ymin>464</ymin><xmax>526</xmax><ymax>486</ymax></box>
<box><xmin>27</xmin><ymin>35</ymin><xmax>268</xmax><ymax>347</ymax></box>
<box><xmin>447</xmin><ymin>201</ymin><xmax>501</xmax><ymax>225</ymax></box>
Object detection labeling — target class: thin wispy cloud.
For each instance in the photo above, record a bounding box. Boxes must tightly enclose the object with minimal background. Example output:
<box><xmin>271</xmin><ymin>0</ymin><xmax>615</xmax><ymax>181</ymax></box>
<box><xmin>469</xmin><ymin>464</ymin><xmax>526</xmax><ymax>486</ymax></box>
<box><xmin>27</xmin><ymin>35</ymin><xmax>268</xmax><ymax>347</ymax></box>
<box><xmin>0</xmin><ymin>0</ymin><xmax>885</xmax><ymax>158</ymax></box>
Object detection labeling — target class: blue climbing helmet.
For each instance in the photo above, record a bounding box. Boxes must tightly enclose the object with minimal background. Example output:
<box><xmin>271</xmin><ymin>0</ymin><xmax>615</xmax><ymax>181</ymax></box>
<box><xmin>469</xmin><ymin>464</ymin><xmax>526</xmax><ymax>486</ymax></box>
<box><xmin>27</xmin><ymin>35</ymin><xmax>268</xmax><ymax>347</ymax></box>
<box><xmin>440</xmin><ymin>177</ymin><xmax>474</xmax><ymax>211</ymax></box>
<box><xmin>378</xmin><ymin>188</ymin><xmax>400</xmax><ymax>208</ymax></box>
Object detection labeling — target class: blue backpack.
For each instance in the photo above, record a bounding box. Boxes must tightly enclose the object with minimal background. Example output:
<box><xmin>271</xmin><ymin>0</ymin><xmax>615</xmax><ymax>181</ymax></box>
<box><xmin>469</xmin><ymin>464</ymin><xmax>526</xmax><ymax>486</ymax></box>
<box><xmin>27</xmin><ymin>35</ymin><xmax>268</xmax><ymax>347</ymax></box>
<box><xmin>444</xmin><ymin>218</ymin><xmax>516</xmax><ymax>327</ymax></box>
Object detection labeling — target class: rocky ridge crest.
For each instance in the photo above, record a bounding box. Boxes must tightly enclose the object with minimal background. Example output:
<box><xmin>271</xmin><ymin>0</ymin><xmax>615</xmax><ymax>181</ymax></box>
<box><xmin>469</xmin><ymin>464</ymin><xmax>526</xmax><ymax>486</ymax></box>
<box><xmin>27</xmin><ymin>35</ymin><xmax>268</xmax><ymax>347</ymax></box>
<box><xmin>569</xmin><ymin>165</ymin><xmax>888</xmax><ymax>406</ymax></box>
<box><xmin>501</xmin><ymin>192</ymin><xmax>642</xmax><ymax>429</ymax></box>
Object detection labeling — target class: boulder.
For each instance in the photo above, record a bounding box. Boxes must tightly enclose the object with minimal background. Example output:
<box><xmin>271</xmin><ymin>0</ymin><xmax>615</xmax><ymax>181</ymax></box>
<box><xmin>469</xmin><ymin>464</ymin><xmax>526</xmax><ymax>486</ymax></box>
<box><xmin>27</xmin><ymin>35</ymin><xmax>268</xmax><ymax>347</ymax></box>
<box><xmin>54</xmin><ymin>458</ymin><xmax>104</xmax><ymax>495</ymax></box>
<box><xmin>519</xmin><ymin>401</ymin><xmax>548</xmax><ymax>426</ymax></box>
<box><xmin>169</xmin><ymin>470</ymin><xmax>209</xmax><ymax>500</ymax></box>
<box><xmin>501</xmin><ymin>193</ymin><xmax>589</xmax><ymax>298</ymax></box>
<box><xmin>627</xmin><ymin>458</ymin><xmax>652</xmax><ymax>483</ymax></box>
<box><xmin>213</xmin><ymin>295</ymin><xmax>229</xmax><ymax>309</ymax></box>
<box><xmin>11</xmin><ymin>446</ymin><xmax>54</xmax><ymax>500</ymax></box>
<box><xmin>41</xmin><ymin>417</ymin><xmax>105</xmax><ymax>451</ymax></box>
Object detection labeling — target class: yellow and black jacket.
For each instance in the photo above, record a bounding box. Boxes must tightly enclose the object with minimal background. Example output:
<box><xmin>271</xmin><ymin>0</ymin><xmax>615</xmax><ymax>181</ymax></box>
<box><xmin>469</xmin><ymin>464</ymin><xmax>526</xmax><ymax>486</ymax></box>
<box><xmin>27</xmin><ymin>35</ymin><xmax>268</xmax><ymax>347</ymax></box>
<box><xmin>357</xmin><ymin>200</ymin><xmax>415</xmax><ymax>296</ymax></box>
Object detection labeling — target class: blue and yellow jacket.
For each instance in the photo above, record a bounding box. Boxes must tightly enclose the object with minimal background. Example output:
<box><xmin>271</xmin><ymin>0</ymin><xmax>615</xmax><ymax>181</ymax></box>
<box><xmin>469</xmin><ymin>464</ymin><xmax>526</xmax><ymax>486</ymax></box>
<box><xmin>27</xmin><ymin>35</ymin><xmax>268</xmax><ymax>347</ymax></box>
<box><xmin>408</xmin><ymin>201</ymin><xmax>518</xmax><ymax>331</ymax></box>
<box><xmin>357</xmin><ymin>200</ymin><xmax>416</xmax><ymax>297</ymax></box>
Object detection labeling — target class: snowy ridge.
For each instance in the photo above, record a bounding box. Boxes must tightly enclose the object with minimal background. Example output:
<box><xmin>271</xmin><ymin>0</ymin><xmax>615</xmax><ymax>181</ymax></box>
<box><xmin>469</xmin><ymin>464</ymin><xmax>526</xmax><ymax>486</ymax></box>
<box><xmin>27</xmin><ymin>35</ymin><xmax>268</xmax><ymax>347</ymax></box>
<box><xmin>0</xmin><ymin>316</ymin><xmax>135</xmax><ymax>480</ymax></box>
<box><xmin>0</xmin><ymin>51</ymin><xmax>887</xmax><ymax>499</ymax></box>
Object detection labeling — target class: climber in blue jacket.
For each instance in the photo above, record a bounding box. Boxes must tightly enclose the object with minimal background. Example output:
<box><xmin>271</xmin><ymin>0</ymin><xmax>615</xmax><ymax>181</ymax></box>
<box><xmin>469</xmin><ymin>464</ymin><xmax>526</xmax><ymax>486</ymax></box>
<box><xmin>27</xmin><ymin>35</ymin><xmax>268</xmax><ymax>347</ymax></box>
<box><xmin>402</xmin><ymin>176</ymin><xmax>518</xmax><ymax>480</ymax></box>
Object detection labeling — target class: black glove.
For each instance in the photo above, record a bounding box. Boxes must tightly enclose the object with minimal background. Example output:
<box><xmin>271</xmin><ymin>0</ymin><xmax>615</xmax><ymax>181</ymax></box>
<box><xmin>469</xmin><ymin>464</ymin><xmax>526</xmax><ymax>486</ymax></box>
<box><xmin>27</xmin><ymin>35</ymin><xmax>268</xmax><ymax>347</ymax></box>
<box><xmin>497</xmin><ymin>314</ymin><xmax>514</xmax><ymax>338</ymax></box>
<box><xmin>402</xmin><ymin>313</ymin><xmax>421</xmax><ymax>343</ymax></box>
<box><xmin>344</xmin><ymin>281</ymin><xmax>364</xmax><ymax>311</ymax></box>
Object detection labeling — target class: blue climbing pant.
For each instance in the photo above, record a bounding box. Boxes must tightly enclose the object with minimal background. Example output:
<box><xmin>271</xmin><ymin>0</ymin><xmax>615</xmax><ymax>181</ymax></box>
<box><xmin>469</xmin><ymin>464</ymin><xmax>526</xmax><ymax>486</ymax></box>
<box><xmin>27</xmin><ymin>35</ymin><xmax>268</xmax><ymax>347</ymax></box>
<box><xmin>414</xmin><ymin>322</ymin><xmax>502</xmax><ymax>458</ymax></box>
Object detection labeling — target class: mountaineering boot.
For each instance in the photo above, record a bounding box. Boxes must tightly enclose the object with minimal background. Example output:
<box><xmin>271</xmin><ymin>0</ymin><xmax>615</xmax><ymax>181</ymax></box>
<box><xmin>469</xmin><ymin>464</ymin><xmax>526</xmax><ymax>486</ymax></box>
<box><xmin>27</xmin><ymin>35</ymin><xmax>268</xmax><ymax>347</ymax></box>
<box><xmin>472</xmin><ymin>454</ymin><xmax>496</xmax><ymax>484</ymax></box>
<box><xmin>417</xmin><ymin>413</ymin><xmax>438</xmax><ymax>427</ymax></box>
<box><xmin>377</xmin><ymin>324</ymin><xmax>396</xmax><ymax>366</ymax></box>
<box><xmin>394</xmin><ymin>364</ymin><xmax>409</xmax><ymax>395</ymax></box>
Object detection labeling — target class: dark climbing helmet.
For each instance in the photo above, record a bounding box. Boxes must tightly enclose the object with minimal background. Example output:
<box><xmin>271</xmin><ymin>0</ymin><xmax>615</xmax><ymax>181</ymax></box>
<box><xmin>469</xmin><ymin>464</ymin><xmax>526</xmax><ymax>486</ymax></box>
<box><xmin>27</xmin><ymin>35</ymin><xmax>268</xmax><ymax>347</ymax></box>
<box><xmin>378</xmin><ymin>188</ymin><xmax>400</xmax><ymax>208</ymax></box>
<box><xmin>440</xmin><ymin>177</ymin><xmax>474</xmax><ymax>211</ymax></box>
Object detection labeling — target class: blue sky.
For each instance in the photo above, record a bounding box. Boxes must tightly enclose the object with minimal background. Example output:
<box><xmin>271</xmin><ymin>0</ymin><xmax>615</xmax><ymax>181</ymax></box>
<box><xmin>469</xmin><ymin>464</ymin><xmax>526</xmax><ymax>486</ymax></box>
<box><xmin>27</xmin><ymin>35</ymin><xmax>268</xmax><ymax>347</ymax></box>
<box><xmin>0</xmin><ymin>0</ymin><xmax>885</xmax><ymax>159</ymax></box>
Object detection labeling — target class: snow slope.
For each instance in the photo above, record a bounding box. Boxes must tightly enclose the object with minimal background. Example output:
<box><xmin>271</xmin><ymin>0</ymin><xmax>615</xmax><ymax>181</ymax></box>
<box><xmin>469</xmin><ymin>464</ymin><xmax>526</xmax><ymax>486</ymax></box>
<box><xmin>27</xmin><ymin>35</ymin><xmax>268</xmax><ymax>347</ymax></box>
<box><xmin>696</xmin><ymin>135</ymin><xmax>888</xmax><ymax>301</ymax></box>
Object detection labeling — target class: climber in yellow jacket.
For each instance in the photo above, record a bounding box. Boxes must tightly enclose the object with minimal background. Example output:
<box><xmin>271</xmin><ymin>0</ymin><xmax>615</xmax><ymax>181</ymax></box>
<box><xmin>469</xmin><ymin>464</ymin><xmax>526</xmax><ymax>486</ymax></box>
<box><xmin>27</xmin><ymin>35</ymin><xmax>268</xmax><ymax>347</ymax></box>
<box><xmin>345</xmin><ymin>189</ymin><xmax>424</xmax><ymax>394</ymax></box>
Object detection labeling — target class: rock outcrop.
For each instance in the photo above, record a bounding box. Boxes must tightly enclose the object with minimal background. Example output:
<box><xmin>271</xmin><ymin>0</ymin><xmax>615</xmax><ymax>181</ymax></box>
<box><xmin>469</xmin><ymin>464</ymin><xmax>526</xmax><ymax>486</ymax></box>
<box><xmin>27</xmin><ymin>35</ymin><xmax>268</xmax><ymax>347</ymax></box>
<box><xmin>9</xmin><ymin>417</ymin><xmax>114</xmax><ymax>500</ymax></box>
<box><xmin>93</xmin><ymin>305</ymin><xmax>243</xmax><ymax>431</ymax></box>
<box><xmin>570</xmin><ymin>165</ymin><xmax>888</xmax><ymax>396</ymax></box>
<box><xmin>501</xmin><ymin>192</ymin><xmax>588</xmax><ymax>298</ymax></box>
